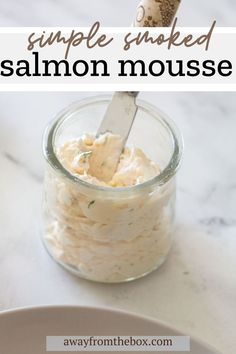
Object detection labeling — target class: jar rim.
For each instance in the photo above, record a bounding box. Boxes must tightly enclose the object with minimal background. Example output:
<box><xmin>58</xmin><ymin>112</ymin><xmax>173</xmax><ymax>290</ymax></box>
<box><xmin>43</xmin><ymin>95</ymin><xmax>183</xmax><ymax>195</ymax></box>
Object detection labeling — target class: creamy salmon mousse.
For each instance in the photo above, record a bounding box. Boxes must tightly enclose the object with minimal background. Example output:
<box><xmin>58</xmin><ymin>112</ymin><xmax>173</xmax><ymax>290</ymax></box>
<box><xmin>57</xmin><ymin>133</ymin><xmax>160</xmax><ymax>187</ymax></box>
<box><xmin>42</xmin><ymin>97</ymin><xmax>182</xmax><ymax>282</ymax></box>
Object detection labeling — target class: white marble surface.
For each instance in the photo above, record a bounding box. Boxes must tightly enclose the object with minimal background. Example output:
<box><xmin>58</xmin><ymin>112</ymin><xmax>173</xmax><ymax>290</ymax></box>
<box><xmin>0</xmin><ymin>1</ymin><xmax>236</xmax><ymax>354</ymax></box>
<box><xmin>0</xmin><ymin>92</ymin><xmax>236</xmax><ymax>354</ymax></box>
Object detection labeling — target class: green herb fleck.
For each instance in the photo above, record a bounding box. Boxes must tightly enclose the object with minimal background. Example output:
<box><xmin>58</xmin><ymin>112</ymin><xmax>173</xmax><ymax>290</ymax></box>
<box><xmin>80</xmin><ymin>151</ymin><xmax>92</xmax><ymax>158</ymax></box>
<box><xmin>88</xmin><ymin>200</ymin><xmax>95</xmax><ymax>208</ymax></box>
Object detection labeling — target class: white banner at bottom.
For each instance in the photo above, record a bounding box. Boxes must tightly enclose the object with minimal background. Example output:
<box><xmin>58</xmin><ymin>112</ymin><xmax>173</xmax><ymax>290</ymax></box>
<box><xmin>46</xmin><ymin>335</ymin><xmax>190</xmax><ymax>351</ymax></box>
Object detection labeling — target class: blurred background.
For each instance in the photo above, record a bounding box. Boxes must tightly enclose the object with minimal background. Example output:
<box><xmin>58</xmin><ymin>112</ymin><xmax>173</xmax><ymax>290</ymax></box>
<box><xmin>0</xmin><ymin>1</ymin><xmax>235</xmax><ymax>354</ymax></box>
<box><xmin>0</xmin><ymin>0</ymin><xmax>235</xmax><ymax>27</ymax></box>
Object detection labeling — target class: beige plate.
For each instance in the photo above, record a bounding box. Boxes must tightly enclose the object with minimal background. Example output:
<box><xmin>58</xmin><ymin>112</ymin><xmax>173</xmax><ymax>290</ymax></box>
<box><xmin>0</xmin><ymin>305</ymin><xmax>220</xmax><ymax>353</ymax></box>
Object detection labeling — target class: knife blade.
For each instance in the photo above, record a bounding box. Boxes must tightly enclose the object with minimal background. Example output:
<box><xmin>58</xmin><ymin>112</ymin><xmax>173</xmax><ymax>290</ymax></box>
<box><xmin>90</xmin><ymin>92</ymin><xmax>139</xmax><ymax>183</ymax></box>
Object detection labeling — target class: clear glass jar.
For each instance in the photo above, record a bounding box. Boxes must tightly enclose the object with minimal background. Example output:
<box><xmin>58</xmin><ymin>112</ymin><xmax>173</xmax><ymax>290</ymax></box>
<box><xmin>42</xmin><ymin>95</ymin><xmax>183</xmax><ymax>283</ymax></box>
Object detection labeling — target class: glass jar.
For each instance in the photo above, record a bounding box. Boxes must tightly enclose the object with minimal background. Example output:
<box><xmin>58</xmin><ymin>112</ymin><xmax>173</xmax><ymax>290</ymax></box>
<box><xmin>42</xmin><ymin>95</ymin><xmax>183</xmax><ymax>283</ymax></box>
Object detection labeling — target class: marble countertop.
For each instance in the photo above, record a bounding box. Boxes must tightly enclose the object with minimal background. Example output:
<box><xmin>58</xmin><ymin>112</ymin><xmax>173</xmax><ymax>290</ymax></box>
<box><xmin>0</xmin><ymin>91</ymin><xmax>235</xmax><ymax>354</ymax></box>
<box><xmin>0</xmin><ymin>1</ymin><xmax>236</xmax><ymax>354</ymax></box>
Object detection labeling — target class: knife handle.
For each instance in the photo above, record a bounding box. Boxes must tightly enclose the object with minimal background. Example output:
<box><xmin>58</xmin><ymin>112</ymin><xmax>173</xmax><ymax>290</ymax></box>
<box><xmin>133</xmin><ymin>0</ymin><xmax>181</xmax><ymax>27</ymax></box>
